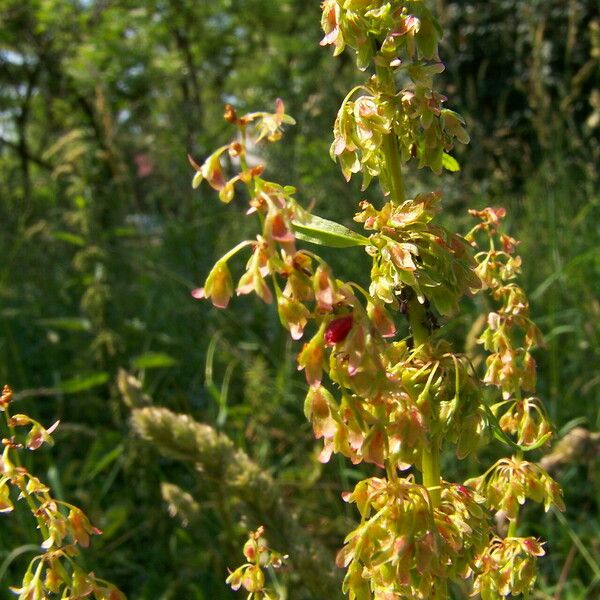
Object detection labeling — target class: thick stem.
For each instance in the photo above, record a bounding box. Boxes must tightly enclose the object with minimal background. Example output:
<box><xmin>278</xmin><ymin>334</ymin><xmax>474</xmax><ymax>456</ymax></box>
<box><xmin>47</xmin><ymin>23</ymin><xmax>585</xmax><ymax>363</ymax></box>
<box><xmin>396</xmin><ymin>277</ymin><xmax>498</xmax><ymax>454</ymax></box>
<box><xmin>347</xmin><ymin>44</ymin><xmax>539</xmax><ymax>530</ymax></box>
<box><xmin>407</xmin><ymin>298</ymin><xmax>428</xmax><ymax>347</ymax></box>
<box><xmin>507</xmin><ymin>517</ymin><xmax>518</xmax><ymax>538</ymax></box>
<box><xmin>422</xmin><ymin>440</ymin><xmax>442</xmax><ymax>507</ymax></box>
<box><xmin>382</xmin><ymin>134</ymin><xmax>406</xmax><ymax>205</ymax></box>
<box><xmin>376</xmin><ymin>54</ymin><xmax>445</xmax><ymax>592</ymax></box>
<box><xmin>374</xmin><ymin>63</ymin><xmax>406</xmax><ymax>205</ymax></box>
<box><xmin>408</xmin><ymin>299</ymin><xmax>442</xmax><ymax>508</ymax></box>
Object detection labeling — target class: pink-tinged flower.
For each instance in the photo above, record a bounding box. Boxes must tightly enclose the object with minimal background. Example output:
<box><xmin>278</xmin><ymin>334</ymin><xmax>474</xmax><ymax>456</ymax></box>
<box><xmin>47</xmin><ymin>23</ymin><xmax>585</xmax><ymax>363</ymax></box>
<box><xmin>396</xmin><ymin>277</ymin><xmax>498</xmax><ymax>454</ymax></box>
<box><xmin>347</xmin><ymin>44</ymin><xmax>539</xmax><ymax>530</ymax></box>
<box><xmin>277</xmin><ymin>296</ymin><xmax>310</xmax><ymax>340</ymax></box>
<box><xmin>188</xmin><ymin>147</ymin><xmax>230</xmax><ymax>192</ymax></box>
<box><xmin>325</xmin><ymin>315</ymin><xmax>354</xmax><ymax>345</ymax></box>
<box><xmin>265</xmin><ymin>211</ymin><xmax>295</xmax><ymax>253</ymax></box>
<box><xmin>360</xmin><ymin>428</ymin><xmax>385</xmax><ymax>468</ymax></box>
<box><xmin>193</xmin><ymin>260</ymin><xmax>233</xmax><ymax>309</ymax></box>
<box><xmin>521</xmin><ymin>538</ymin><xmax>545</xmax><ymax>557</ymax></box>
<box><xmin>320</xmin><ymin>1</ymin><xmax>344</xmax><ymax>55</ymax></box>
<box><xmin>236</xmin><ymin>241</ymin><xmax>273</xmax><ymax>304</ymax></box>
<box><xmin>319</xmin><ymin>438</ymin><xmax>335</xmax><ymax>464</ymax></box>
<box><xmin>314</xmin><ymin>265</ymin><xmax>337</xmax><ymax>312</ymax></box>
<box><xmin>501</xmin><ymin>233</ymin><xmax>519</xmax><ymax>254</ymax></box>
<box><xmin>387</xmin><ymin>241</ymin><xmax>417</xmax><ymax>271</ymax></box>
<box><xmin>43</xmin><ymin>559</ymin><xmax>63</xmax><ymax>593</ymax></box>
<box><xmin>304</xmin><ymin>386</ymin><xmax>337</xmax><ymax>439</ymax></box>
<box><xmin>226</xmin><ymin>566</ymin><xmax>245</xmax><ymax>591</ymax></box>
<box><xmin>297</xmin><ymin>329</ymin><xmax>326</xmax><ymax>387</ymax></box>
<box><xmin>237</xmin><ymin>267</ymin><xmax>273</xmax><ymax>304</ymax></box>
<box><xmin>69</xmin><ymin>507</ymin><xmax>101</xmax><ymax>548</ymax></box>
<box><xmin>100</xmin><ymin>586</ymin><xmax>127</xmax><ymax>600</ymax></box>
<box><xmin>26</xmin><ymin>420</ymin><xmax>59</xmax><ymax>450</ymax></box>
<box><xmin>71</xmin><ymin>567</ymin><xmax>95</xmax><ymax>597</ymax></box>
<box><xmin>200</xmin><ymin>153</ymin><xmax>225</xmax><ymax>190</ymax></box>
<box><xmin>368</xmin><ymin>300</ymin><xmax>396</xmax><ymax>338</ymax></box>
<box><xmin>0</xmin><ymin>385</ymin><xmax>12</xmax><ymax>410</ymax></box>
<box><xmin>346</xmin><ymin>324</ymin><xmax>366</xmax><ymax>377</ymax></box>
<box><xmin>243</xmin><ymin>538</ymin><xmax>257</xmax><ymax>561</ymax></box>
<box><xmin>393</xmin><ymin>14</ymin><xmax>421</xmax><ymax>37</ymax></box>
<box><xmin>282</xmin><ymin>252</ymin><xmax>314</xmax><ymax>301</ymax></box>
<box><xmin>241</xmin><ymin>566</ymin><xmax>265</xmax><ymax>593</ymax></box>
<box><xmin>251</xmin><ymin>99</ymin><xmax>296</xmax><ymax>143</ymax></box>
<box><xmin>9</xmin><ymin>562</ymin><xmax>44</xmax><ymax>599</ymax></box>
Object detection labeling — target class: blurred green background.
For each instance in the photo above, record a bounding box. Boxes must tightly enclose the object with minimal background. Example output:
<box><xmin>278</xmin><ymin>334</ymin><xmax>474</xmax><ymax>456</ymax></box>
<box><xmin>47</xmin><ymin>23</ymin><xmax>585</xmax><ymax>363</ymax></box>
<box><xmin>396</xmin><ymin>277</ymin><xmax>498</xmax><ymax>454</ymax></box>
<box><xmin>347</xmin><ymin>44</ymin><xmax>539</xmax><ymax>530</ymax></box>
<box><xmin>1</xmin><ymin>0</ymin><xmax>599</xmax><ymax>598</ymax></box>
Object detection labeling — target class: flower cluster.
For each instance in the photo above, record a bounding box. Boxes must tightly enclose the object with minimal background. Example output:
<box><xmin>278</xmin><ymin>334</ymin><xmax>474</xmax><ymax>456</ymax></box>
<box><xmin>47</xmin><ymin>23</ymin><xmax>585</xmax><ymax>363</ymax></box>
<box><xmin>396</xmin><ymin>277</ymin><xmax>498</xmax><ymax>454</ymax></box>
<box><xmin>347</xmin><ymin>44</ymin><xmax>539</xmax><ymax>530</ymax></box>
<box><xmin>473</xmin><ymin>537</ymin><xmax>545</xmax><ymax>599</ymax></box>
<box><xmin>324</xmin><ymin>1</ymin><xmax>469</xmax><ymax>181</ymax></box>
<box><xmin>468</xmin><ymin>207</ymin><xmax>543</xmax><ymax>402</ymax></box>
<box><xmin>356</xmin><ymin>193</ymin><xmax>480</xmax><ymax>315</ymax></box>
<box><xmin>337</xmin><ymin>478</ymin><xmax>490</xmax><ymax>599</ymax></box>
<box><xmin>467</xmin><ymin>207</ymin><xmax>557</xmax><ymax>451</ymax></box>
<box><xmin>466</xmin><ymin>457</ymin><xmax>564</xmax><ymax>521</ymax></box>
<box><xmin>0</xmin><ymin>385</ymin><xmax>124</xmax><ymax>600</ymax></box>
<box><xmin>226</xmin><ymin>527</ymin><xmax>287</xmax><ymax>600</ymax></box>
<box><xmin>192</xmin><ymin>2</ymin><xmax>563</xmax><ymax>597</ymax></box>
<box><xmin>320</xmin><ymin>0</ymin><xmax>442</xmax><ymax>70</ymax></box>
<box><xmin>331</xmin><ymin>80</ymin><xmax>469</xmax><ymax>183</ymax></box>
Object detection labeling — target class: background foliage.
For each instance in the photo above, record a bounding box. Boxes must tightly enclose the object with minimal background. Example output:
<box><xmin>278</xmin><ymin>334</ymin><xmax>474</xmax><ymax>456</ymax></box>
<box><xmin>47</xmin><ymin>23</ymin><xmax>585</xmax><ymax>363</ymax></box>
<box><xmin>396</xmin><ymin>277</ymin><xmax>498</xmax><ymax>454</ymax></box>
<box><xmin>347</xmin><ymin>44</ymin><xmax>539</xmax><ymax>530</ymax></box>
<box><xmin>0</xmin><ymin>1</ymin><xmax>599</xmax><ymax>598</ymax></box>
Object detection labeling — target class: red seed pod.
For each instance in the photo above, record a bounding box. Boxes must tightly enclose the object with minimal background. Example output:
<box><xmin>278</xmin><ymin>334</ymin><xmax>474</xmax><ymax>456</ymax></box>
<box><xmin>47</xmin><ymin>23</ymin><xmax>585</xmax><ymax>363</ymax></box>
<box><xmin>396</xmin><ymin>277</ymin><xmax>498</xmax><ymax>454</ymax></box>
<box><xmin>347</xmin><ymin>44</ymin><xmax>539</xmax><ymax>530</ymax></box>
<box><xmin>325</xmin><ymin>315</ymin><xmax>354</xmax><ymax>345</ymax></box>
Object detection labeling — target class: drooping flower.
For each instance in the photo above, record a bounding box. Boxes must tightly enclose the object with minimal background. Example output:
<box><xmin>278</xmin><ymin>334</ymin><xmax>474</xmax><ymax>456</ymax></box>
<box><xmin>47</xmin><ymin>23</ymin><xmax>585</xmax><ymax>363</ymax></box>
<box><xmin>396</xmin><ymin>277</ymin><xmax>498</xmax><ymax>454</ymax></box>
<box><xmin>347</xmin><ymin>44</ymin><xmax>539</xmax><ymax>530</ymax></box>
<box><xmin>192</xmin><ymin>259</ymin><xmax>233</xmax><ymax>309</ymax></box>
<box><xmin>297</xmin><ymin>328</ymin><xmax>326</xmax><ymax>387</ymax></box>
<box><xmin>314</xmin><ymin>265</ymin><xmax>338</xmax><ymax>312</ymax></box>
<box><xmin>277</xmin><ymin>296</ymin><xmax>310</xmax><ymax>340</ymax></box>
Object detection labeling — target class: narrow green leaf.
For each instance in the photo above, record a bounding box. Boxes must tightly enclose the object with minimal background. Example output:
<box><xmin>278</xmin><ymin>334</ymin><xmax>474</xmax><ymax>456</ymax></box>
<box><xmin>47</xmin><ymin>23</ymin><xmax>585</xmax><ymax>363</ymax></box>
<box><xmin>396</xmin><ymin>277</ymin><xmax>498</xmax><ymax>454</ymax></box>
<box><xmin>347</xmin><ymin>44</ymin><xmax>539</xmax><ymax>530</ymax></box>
<box><xmin>37</xmin><ymin>317</ymin><xmax>92</xmax><ymax>332</ymax></box>
<box><xmin>132</xmin><ymin>352</ymin><xmax>178</xmax><ymax>369</ymax></box>
<box><xmin>58</xmin><ymin>372</ymin><xmax>110</xmax><ymax>394</ymax></box>
<box><xmin>84</xmin><ymin>444</ymin><xmax>124</xmax><ymax>481</ymax></box>
<box><xmin>292</xmin><ymin>213</ymin><xmax>369</xmax><ymax>248</ymax></box>
<box><xmin>51</xmin><ymin>231</ymin><xmax>86</xmax><ymax>246</ymax></box>
<box><xmin>442</xmin><ymin>153</ymin><xmax>461</xmax><ymax>172</ymax></box>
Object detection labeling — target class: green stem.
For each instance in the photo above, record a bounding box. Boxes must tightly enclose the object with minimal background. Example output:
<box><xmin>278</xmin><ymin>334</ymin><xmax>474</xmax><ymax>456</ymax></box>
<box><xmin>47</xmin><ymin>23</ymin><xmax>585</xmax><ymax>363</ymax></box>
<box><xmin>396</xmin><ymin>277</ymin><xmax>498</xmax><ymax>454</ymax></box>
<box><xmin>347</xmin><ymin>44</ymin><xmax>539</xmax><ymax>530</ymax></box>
<box><xmin>239</xmin><ymin>124</ymin><xmax>257</xmax><ymax>198</ymax></box>
<box><xmin>407</xmin><ymin>298</ymin><xmax>428</xmax><ymax>347</ymax></box>
<box><xmin>382</xmin><ymin>134</ymin><xmax>406</xmax><ymax>205</ymax></box>
<box><xmin>374</xmin><ymin>63</ymin><xmax>406</xmax><ymax>205</ymax></box>
<box><xmin>507</xmin><ymin>449</ymin><xmax>524</xmax><ymax>538</ymax></box>
<box><xmin>422</xmin><ymin>440</ymin><xmax>442</xmax><ymax>507</ymax></box>
<box><xmin>407</xmin><ymin>299</ymin><xmax>442</xmax><ymax>509</ymax></box>
<box><xmin>376</xmin><ymin>51</ymin><xmax>444</xmax><ymax>593</ymax></box>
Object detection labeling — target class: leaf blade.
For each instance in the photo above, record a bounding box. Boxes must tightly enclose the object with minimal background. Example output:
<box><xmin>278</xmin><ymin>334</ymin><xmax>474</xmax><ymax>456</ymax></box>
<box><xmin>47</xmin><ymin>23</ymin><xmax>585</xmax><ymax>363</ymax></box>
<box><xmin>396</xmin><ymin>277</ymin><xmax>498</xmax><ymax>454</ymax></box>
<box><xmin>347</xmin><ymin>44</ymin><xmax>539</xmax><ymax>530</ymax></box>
<box><xmin>292</xmin><ymin>213</ymin><xmax>369</xmax><ymax>248</ymax></box>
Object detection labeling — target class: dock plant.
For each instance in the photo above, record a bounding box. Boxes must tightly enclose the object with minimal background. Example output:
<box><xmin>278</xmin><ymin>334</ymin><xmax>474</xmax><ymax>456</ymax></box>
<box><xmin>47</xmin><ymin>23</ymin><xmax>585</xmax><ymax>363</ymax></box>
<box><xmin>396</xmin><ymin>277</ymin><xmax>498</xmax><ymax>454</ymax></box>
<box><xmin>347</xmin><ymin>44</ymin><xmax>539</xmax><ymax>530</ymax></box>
<box><xmin>0</xmin><ymin>385</ymin><xmax>125</xmax><ymax>599</ymax></box>
<box><xmin>190</xmin><ymin>2</ymin><xmax>564</xmax><ymax>598</ymax></box>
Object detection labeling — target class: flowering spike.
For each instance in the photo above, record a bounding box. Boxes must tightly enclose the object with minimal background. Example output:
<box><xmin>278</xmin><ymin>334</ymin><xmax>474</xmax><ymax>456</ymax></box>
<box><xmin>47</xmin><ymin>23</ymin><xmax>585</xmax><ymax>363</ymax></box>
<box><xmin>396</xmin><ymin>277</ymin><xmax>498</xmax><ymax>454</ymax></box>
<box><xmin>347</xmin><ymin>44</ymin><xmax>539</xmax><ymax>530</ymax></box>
<box><xmin>191</xmin><ymin>3</ymin><xmax>563</xmax><ymax>598</ymax></box>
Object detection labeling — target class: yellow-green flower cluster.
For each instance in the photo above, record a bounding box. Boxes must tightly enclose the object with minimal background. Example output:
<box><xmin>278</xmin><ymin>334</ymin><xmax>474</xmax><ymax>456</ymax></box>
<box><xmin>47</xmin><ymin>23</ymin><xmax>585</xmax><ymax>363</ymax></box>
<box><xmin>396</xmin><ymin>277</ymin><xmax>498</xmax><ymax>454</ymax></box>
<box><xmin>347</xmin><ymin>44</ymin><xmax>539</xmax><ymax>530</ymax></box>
<box><xmin>0</xmin><ymin>386</ymin><xmax>125</xmax><ymax>600</ymax></box>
